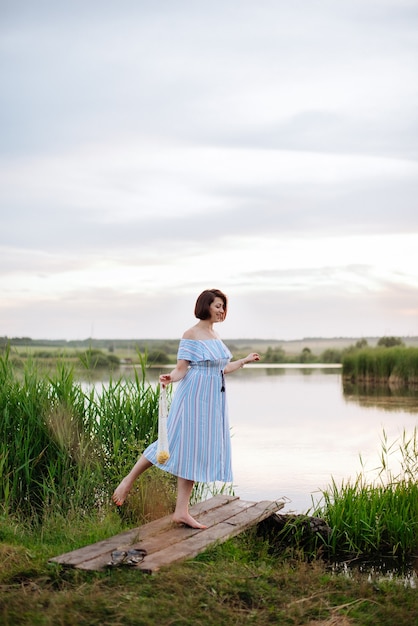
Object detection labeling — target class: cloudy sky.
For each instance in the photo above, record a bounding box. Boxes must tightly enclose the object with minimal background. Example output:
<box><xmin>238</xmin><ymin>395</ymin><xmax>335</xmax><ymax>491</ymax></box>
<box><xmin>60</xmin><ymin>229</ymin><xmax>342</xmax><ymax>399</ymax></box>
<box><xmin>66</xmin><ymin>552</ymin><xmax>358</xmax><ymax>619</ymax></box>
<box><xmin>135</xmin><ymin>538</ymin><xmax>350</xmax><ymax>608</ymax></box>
<box><xmin>1</xmin><ymin>0</ymin><xmax>418</xmax><ymax>341</ymax></box>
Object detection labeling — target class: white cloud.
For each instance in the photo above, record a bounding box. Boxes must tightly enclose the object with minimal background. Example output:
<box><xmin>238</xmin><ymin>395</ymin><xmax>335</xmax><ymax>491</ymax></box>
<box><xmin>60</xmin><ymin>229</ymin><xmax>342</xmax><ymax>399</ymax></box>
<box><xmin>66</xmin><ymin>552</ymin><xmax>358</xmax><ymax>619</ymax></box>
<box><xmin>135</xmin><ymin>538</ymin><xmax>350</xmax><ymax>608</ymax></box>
<box><xmin>2</xmin><ymin>142</ymin><xmax>417</xmax><ymax>220</ymax></box>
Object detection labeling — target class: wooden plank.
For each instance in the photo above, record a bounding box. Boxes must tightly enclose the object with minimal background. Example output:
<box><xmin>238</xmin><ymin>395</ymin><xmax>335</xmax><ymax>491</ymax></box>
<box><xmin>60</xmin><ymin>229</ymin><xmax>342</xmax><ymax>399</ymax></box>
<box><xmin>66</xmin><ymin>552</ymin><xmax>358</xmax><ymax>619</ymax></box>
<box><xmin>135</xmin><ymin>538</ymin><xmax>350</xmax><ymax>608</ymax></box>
<box><xmin>78</xmin><ymin>499</ymin><xmax>284</xmax><ymax>572</ymax></box>
<box><xmin>77</xmin><ymin>497</ymin><xmax>257</xmax><ymax>571</ymax></box>
<box><xmin>132</xmin><ymin>500</ymin><xmax>284</xmax><ymax>573</ymax></box>
<box><xmin>49</xmin><ymin>495</ymin><xmax>238</xmax><ymax>567</ymax></box>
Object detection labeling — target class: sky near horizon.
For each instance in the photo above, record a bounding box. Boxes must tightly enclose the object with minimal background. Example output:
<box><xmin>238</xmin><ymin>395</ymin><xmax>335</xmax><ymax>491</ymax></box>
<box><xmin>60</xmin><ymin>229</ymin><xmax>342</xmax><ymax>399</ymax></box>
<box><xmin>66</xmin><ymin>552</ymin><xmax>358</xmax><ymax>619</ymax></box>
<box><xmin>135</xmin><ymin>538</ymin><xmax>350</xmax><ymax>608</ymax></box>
<box><xmin>1</xmin><ymin>0</ymin><xmax>418</xmax><ymax>341</ymax></box>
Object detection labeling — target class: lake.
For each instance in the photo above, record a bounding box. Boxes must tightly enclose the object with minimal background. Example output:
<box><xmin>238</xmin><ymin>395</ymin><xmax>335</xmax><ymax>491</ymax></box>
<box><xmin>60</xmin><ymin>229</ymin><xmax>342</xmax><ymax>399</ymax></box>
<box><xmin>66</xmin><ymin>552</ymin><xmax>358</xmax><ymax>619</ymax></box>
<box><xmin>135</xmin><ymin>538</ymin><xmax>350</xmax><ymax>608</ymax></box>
<box><xmin>139</xmin><ymin>364</ymin><xmax>418</xmax><ymax>514</ymax></box>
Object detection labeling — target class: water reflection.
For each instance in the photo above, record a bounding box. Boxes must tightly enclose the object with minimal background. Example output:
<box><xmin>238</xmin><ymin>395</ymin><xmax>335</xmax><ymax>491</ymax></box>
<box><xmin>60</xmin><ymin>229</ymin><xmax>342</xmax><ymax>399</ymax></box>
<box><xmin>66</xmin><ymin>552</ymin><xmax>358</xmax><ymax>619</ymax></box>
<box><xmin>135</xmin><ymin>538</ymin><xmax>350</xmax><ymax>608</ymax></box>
<box><xmin>331</xmin><ymin>557</ymin><xmax>417</xmax><ymax>588</ymax></box>
<box><xmin>343</xmin><ymin>382</ymin><xmax>418</xmax><ymax>413</ymax></box>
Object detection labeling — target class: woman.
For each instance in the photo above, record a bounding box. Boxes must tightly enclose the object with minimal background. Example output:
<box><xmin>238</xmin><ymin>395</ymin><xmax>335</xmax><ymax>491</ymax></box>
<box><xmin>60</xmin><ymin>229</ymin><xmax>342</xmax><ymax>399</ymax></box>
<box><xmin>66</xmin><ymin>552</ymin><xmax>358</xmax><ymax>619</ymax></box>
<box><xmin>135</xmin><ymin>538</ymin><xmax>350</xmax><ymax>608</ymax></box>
<box><xmin>112</xmin><ymin>289</ymin><xmax>260</xmax><ymax>529</ymax></box>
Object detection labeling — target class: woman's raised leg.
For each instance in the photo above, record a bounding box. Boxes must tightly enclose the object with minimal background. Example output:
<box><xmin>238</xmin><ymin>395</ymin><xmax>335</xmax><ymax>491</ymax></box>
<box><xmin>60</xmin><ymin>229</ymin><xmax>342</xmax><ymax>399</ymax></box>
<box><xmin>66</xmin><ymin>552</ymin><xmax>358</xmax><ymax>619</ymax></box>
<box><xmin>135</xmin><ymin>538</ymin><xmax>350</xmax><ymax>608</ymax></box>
<box><xmin>112</xmin><ymin>455</ymin><xmax>153</xmax><ymax>506</ymax></box>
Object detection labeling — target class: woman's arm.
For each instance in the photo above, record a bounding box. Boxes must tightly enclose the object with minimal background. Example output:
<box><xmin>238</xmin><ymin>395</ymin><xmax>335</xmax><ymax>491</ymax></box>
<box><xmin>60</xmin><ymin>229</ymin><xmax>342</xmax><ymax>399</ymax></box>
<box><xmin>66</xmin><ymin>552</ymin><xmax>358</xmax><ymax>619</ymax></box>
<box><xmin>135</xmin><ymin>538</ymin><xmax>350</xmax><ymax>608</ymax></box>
<box><xmin>224</xmin><ymin>352</ymin><xmax>260</xmax><ymax>374</ymax></box>
<box><xmin>159</xmin><ymin>359</ymin><xmax>190</xmax><ymax>386</ymax></box>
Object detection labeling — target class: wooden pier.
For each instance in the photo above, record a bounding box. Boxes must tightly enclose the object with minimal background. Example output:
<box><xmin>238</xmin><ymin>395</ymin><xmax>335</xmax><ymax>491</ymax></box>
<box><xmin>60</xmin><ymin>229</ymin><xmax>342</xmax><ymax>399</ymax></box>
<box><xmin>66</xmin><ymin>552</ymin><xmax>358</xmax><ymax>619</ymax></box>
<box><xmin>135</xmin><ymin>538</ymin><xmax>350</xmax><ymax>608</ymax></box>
<box><xmin>49</xmin><ymin>495</ymin><xmax>284</xmax><ymax>573</ymax></box>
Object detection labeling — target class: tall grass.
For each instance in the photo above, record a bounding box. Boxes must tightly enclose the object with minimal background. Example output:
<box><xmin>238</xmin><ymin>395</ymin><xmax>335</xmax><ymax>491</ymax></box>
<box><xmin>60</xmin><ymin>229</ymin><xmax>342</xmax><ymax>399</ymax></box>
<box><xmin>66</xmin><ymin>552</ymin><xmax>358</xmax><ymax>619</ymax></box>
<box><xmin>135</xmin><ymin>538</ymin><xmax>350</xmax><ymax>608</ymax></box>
<box><xmin>0</xmin><ymin>348</ymin><xmax>163</xmax><ymax>520</ymax></box>
<box><xmin>311</xmin><ymin>429</ymin><xmax>418</xmax><ymax>559</ymax></box>
<box><xmin>342</xmin><ymin>346</ymin><xmax>418</xmax><ymax>387</ymax></box>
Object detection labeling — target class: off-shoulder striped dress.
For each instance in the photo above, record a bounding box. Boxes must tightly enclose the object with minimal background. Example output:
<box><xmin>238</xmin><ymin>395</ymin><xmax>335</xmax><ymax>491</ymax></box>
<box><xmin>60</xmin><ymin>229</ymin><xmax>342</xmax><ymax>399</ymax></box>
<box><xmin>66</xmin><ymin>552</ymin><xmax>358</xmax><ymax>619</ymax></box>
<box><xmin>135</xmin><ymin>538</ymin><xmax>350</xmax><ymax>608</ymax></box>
<box><xmin>143</xmin><ymin>338</ymin><xmax>233</xmax><ymax>483</ymax></box>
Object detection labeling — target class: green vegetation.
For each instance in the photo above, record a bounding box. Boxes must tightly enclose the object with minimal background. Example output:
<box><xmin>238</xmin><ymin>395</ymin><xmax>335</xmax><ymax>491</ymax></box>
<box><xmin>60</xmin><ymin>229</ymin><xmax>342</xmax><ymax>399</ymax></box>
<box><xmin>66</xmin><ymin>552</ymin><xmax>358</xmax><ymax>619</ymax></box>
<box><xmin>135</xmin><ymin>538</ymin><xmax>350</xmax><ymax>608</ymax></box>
<box><xmin>310</xmin><ymin>429</ymin><xmax>418</xmax><ymax>559</ymax></box>
<box><xmin>0</xmin><ymin>337</ymin><xmax>181</xmax><ymax>368</ymax></box>
<box><xmin>2</xmin><ymin>345</ymin><xmax>121</xmax><ymax>371</ymax></box>
<box><xmin>262</xmin><ymin>339</ymin><xmax>372</xmax><ymax>364</ymax></box>
<box><xmin>1</xmin><ymin>349</ymin><xmax>417</xmax><ymax>625</ymax></box>
<box><xmin>0</xmin><ymin>348</ymin><xmax>167</xmax><ymax>520</ymax></box>
<box><xmin>377</xmin><ymin>336</ymin><xmax>405</xmax><ymax>348</ymax></box>
<box><xmin>77</xmin><ymin>348</ymin><xmax>120</xmax><ymax>369</ymax></box>
<box><xmin>342</xmin><ymin>346</ymin><xmax>418</xmax><ymax>387</ymax></box>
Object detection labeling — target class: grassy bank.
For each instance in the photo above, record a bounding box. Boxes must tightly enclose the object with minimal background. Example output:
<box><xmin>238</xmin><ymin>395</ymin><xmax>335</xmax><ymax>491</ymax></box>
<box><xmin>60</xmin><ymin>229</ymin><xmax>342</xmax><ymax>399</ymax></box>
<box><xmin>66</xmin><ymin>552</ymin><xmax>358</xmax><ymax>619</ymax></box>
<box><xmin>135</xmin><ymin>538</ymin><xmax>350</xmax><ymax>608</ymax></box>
<box><xmin>342</xmin><ymin>347</ymin><xmax>418</xmax><ymax>388</ymax></box>
<box><xmin>1</xmin><ymin>509</ymin><xmax>417</xmax><ymax>626</ymax></box>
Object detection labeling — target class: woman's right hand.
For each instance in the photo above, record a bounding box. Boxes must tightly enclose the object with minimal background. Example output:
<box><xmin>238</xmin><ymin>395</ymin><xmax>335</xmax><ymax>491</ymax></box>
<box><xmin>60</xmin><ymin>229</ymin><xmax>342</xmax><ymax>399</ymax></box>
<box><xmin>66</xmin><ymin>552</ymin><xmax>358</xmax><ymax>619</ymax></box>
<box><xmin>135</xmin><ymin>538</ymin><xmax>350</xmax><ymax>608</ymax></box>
<box><xmin>159</xmin><ymin>374</ymin><xmax>172</xmax><ymax>388</ymax></box>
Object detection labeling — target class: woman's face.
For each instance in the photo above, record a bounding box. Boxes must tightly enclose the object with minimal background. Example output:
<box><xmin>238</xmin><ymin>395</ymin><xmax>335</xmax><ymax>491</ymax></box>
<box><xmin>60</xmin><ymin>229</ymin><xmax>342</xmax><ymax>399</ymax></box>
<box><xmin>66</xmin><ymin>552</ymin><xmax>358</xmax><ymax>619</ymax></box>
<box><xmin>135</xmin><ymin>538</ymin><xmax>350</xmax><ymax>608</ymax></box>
<box><xmin>209</xmin><ymin>297</ymin><xmax>225</xmax><ymax>323</ymax></box>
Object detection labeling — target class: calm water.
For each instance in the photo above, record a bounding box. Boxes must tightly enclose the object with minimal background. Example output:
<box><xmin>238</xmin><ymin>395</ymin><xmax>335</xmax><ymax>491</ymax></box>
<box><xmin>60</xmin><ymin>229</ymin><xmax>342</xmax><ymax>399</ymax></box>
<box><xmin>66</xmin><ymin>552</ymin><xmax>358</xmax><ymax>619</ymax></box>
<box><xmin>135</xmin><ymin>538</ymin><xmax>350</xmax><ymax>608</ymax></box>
<box><xmin>100</xmin><ymin>365</ymin><xmax>418</xmax><ymax>514</ymax></box>
<box><xmin>224</xmin><ymin>366</ymin><xmax>418</xmax><ymax>513</ymax></box>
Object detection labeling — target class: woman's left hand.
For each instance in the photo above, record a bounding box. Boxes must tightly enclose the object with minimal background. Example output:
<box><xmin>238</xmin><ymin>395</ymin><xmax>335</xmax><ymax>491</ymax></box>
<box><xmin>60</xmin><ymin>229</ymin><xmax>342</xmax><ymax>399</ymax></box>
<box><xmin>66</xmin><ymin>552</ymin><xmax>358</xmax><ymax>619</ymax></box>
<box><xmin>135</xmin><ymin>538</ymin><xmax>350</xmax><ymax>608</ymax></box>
<box><xmin>244</xmin><ymin>353</ymin><xmax>261</xmax><ymax>364</ymax></box>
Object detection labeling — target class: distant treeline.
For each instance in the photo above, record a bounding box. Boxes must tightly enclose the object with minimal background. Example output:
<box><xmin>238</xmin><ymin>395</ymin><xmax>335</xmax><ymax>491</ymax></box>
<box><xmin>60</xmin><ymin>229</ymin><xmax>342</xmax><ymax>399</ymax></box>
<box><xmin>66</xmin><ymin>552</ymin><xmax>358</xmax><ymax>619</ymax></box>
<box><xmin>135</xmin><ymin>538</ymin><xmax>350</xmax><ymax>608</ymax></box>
<box><xmin>264</xmin><ymin>336</ymin><xmax>414</xmax><ymax>365</ymax></box>
<box><xmin>1</xmin><ymin>335</ymin><xmax>415</xmax><ymax>367</ymax></box>
<box><xmin>0</xmin><ymin>336</ymin><xmax>181</xmax><ymax>354</ymax></box>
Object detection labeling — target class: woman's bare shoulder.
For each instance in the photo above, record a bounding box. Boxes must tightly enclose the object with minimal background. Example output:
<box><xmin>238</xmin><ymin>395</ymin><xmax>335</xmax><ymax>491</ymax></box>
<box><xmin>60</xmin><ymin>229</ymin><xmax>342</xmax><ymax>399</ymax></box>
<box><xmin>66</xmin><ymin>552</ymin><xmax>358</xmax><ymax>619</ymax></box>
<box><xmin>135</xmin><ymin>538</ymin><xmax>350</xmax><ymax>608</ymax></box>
<box><xmin>182</xmin><ymin>326</ymin><xmax>198</xmax><ymax>340</ymax></box>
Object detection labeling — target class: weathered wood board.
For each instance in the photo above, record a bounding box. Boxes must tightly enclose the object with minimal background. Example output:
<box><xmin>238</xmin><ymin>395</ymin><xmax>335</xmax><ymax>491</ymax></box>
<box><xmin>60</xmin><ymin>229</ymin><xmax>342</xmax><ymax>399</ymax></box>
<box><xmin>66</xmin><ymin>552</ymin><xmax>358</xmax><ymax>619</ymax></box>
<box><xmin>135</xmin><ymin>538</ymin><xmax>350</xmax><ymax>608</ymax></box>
<box><xmin>49</xmin><ymin>495</ymin><xmax>285</xmax><ymax>573</ymax></box>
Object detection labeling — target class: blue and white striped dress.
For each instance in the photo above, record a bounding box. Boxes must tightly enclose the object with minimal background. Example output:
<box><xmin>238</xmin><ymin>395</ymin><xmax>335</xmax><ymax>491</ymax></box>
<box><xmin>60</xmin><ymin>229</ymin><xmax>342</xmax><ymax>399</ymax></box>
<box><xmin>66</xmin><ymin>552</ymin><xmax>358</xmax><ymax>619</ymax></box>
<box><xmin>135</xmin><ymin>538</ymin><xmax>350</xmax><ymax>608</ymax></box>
<box><xmin>143</xmin><ymin>339</ymin><xmax>233</xmax><ymax>483</ymax></box>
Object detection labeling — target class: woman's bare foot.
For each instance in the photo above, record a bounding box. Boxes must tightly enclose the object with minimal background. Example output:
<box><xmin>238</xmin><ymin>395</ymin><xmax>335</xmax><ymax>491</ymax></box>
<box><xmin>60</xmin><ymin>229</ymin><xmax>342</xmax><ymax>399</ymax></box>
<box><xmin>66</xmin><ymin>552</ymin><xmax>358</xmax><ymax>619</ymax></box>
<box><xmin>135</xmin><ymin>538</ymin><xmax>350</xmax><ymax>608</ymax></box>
<box><xmin>172</xmin><ymin>513</ymin><xmax>208</xmax><ymax>529</ymax></box>
<box><xmin>112</xmin><ymin>478</ymin><xmax>133</xmax><ymax>506</ymax></box>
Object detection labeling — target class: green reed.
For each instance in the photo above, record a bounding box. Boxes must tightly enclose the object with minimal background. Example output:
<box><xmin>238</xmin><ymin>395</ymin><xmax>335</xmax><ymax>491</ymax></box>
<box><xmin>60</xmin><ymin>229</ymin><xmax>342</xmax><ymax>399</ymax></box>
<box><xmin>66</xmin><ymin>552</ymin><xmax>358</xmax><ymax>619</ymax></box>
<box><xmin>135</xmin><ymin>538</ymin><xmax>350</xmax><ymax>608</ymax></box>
<box><xmin>310</xmin><ymin>429</ymin><xmax>418</xmax><ymax>558</ymax></box>
<box><xmin>91</xmin><ymin>365</ymin><xmax>160</xmax><ymax>486</ymax></box>
<box><xmin>342</xmin><ymin>346</ymin><xmax>418</xmax><ymax>386</ymax></box>
<box><xmin>0</xmin><ymin>348</ymin><xmax>162</xmax><ymax>520</ymax></box>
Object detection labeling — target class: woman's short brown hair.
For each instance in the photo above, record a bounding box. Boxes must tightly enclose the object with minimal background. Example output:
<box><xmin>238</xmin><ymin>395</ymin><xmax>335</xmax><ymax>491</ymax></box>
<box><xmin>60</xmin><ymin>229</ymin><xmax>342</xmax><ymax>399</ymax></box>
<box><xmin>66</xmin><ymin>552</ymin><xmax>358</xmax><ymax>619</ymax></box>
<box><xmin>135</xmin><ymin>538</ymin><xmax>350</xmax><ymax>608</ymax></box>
<box><xmin>194</xmin><ymin>289</ymin><xmax>228</xmax><ymax>320</ymax></box>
